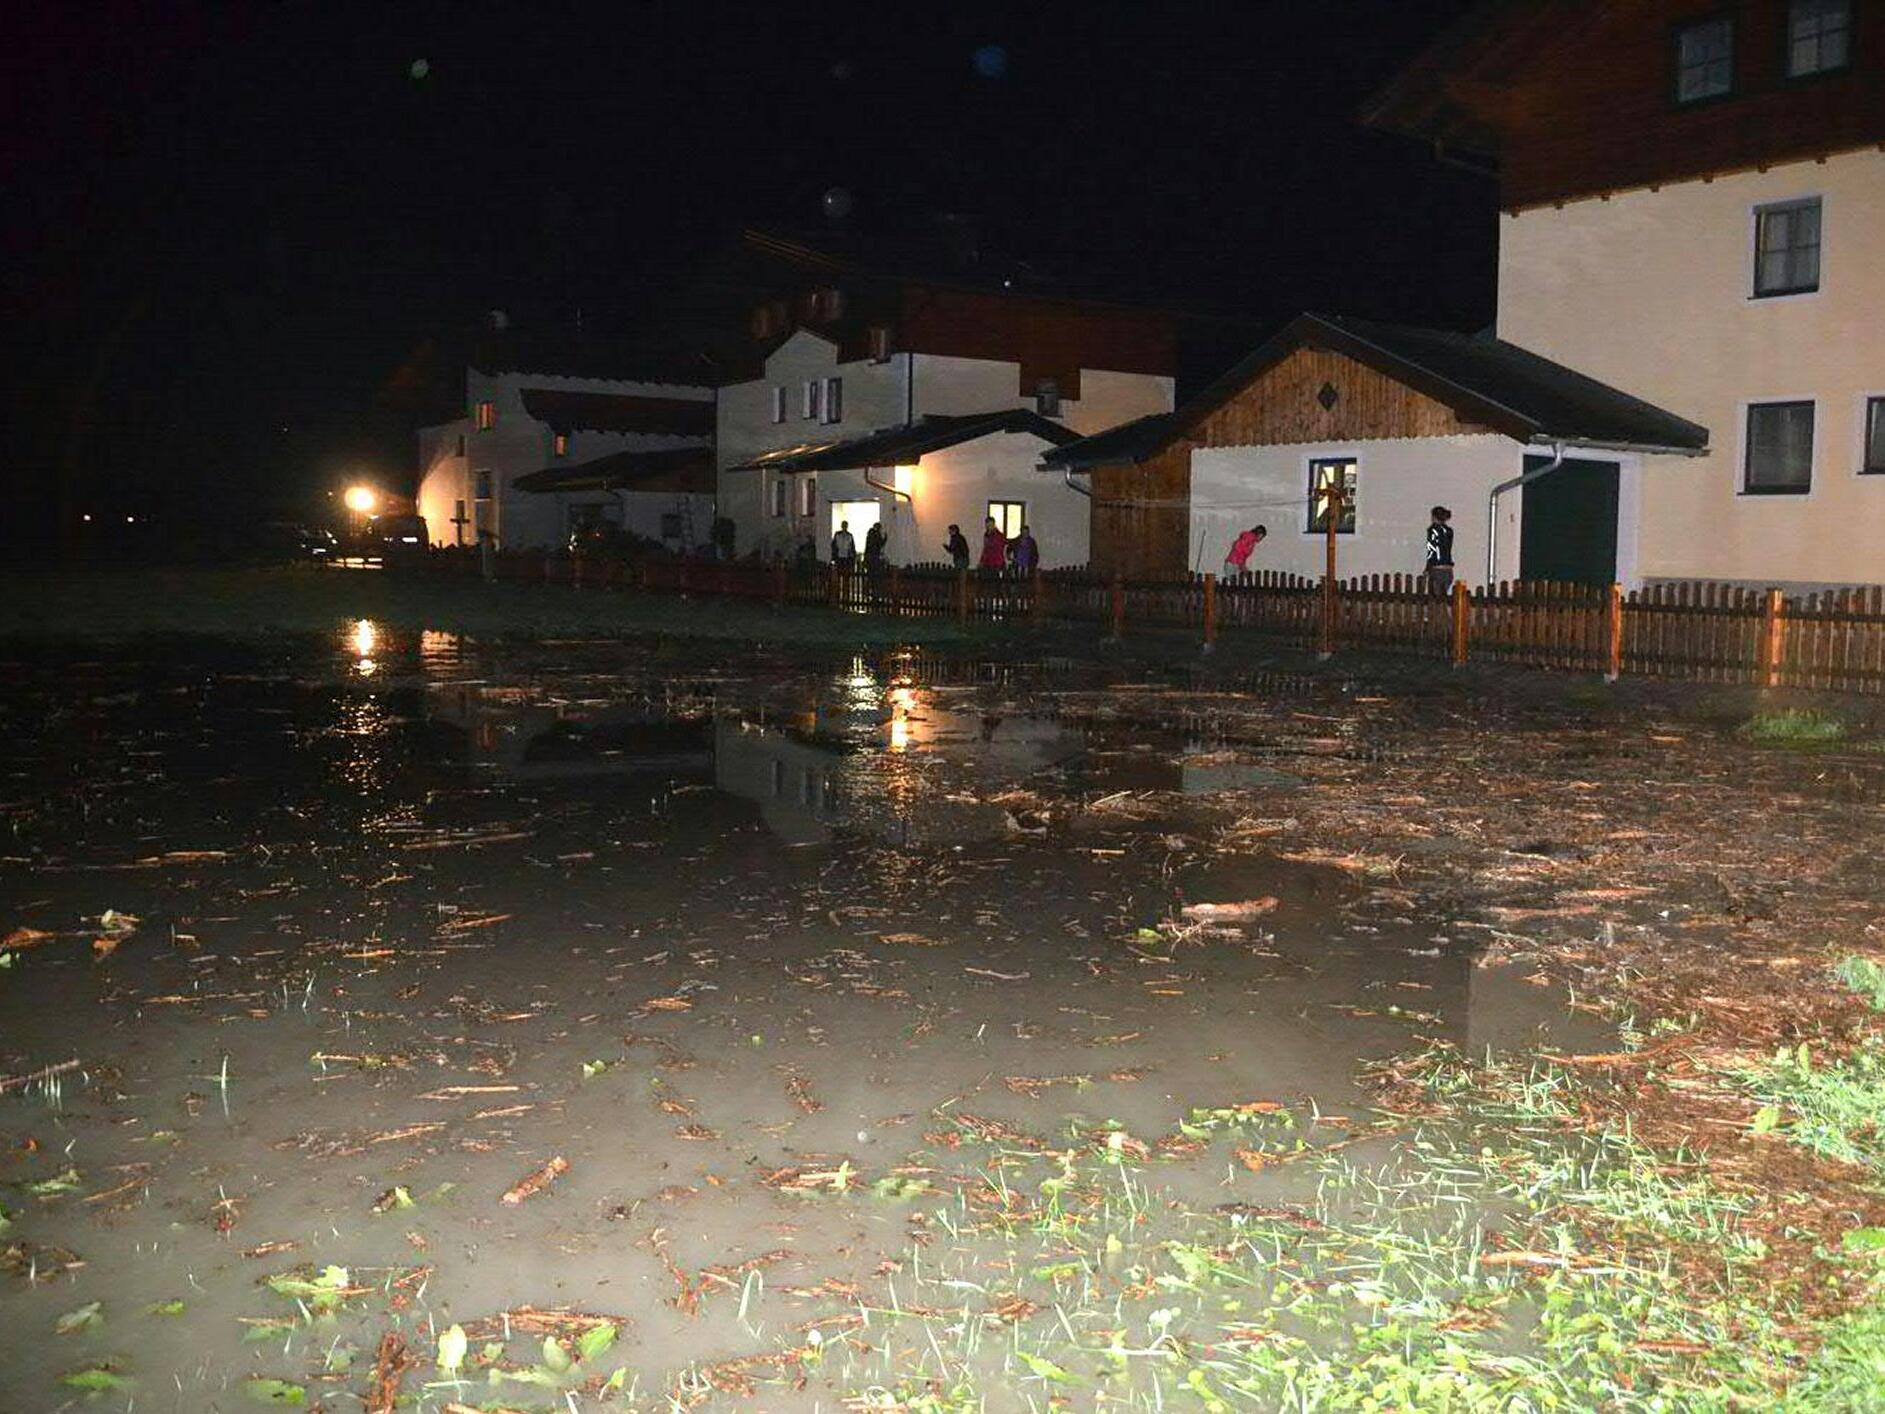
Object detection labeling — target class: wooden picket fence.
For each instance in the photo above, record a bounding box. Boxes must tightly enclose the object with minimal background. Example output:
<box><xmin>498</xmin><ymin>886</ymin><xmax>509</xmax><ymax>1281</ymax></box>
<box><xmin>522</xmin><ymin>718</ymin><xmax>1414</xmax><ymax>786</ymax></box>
<box><xmin>423</xmin><ymin>548</ymin><xmax>1885</xmax><ymax>694</ymax></box>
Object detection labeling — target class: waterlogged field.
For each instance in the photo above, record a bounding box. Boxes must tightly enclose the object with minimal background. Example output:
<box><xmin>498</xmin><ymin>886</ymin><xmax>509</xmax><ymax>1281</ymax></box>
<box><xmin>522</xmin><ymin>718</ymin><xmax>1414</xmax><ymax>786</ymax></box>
<box><xmin>2</xmin><ymin>626</ymin><xmax>1883</xmax><ymax>1411</ymax></box>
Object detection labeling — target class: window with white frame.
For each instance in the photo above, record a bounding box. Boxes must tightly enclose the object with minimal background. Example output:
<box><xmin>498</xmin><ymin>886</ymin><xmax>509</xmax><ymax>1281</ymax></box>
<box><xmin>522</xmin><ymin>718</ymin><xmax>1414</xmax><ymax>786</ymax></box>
<box><xmin>1745</xmin><ymin>401</ymin><xmax>1815</xmax><ymax>493</ymax></box>
<box><xmin>802</xmin><ymin>380</ymin><xmax>822</xmax><ymax>420</ymax></box>
<box><xmin>1787</xmin><ymin>0</ymin><xmax>1850</xmax><ymax>77</ymax></box>
<box><xmin>475</xmin><ymin>399</ymin><xmax>496</xmax><ymax>430</ymax></box>
<box><xmin>798</xmin><ymin>475</ymin><xmax>817</xmax><ymax>518</ymax></box>
<box><xmin>822</xmin><ymin>376</ymin><xmax>842</xmax><ymax>424</ymax></box>
<box><xmin>1674</xmin><ymin>16</ymin><xmax>1734</xmax><ymax>103</ymax></box>
<box><xmin>1307</xmin><ymin>457</ymin><xmax>1357</xmax><ymax>533</ymax></box>
<box><xmin>1864</xmin><ymin>398</ymin><xmax>1885</xmax><ymax>475</ymax></box>
<box><xmin>770</xmin><ymin>476</ymin><xmax>787</xmax><ymax>517</ymax></box>
<box><xmin>770</xmin><ymin>386</ymin><xmax>786</xmax><ymax>424</ymax></box>
<box><xmin>987</xmin><ymin>501</ymin><xmax>1025</xmax><ymax>540</ymax></box>
<box><xmin>1753</xmin><ymin>198</ymin><xmax>1821</xmax><ymax>297</ymax></box>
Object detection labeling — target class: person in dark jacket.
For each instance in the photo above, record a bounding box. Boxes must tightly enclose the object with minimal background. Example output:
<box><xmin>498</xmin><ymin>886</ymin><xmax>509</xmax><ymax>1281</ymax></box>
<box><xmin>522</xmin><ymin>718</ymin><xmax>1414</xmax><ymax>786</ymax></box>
<box><xmin>1425</xmin><ymin>505</ymin><xmax>1454</xmax><ymax>593</ymax></box>
<box><xmin>945</xmin><ymin>524</ymin><xmax>971</xmax><ymax>570</ymax></box>
<box><xmin>1010</xmin><ymin>524</ymin><xmax>1039</xmax><ymax>573</ymax></box>
<box><xmin>863</xmin><ymin>520</ymin><xmax>887</xmax><ymax>572</ymax></box>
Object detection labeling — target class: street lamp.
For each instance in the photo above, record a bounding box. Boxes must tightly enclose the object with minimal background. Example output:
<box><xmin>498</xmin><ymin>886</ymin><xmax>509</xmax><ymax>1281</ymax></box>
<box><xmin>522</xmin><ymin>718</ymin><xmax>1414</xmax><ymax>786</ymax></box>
<box><xmin>344</xmin><ymin>485</ymin><xmax>379</xmax><ymax>516</ymax></box>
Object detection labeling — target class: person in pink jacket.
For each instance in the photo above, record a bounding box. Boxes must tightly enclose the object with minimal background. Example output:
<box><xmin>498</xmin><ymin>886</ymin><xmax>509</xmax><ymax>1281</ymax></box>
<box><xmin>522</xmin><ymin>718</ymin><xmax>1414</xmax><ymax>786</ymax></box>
<box><xmin>1223</xmin><ymin>524</ymin><xmax>1267</xmax><ymax>577</ymax></box>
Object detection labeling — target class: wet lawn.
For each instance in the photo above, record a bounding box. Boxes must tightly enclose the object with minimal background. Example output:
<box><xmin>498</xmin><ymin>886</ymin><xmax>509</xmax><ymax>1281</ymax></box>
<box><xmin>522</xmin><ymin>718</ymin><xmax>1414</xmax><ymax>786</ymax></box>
<box><xmin>2</xmin><ymin>626</ymin><xmax>1884</xmax><ymax>1410</ymax></box>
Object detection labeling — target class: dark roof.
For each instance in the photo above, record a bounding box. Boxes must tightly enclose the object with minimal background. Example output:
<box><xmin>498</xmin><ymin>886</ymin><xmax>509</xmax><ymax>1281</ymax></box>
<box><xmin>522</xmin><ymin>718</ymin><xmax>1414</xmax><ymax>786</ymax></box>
<box><xmin>513</xmin><ymin>447</ymin><xmax>715</xmax><ymax>495</ymax></box>
<box><xmin>733</xmin><ymin>411</ymin><xmax>1082</xmax><ymax>475</ymax></box>
<box><xmin>519</xmin><ymin>389</ymin><xmax>714</xmax><ymax>437</ymax></box>
<box><xmin>1042</xmin><ymin>313</ymin><xmax>1708</xmax><ymax>470</ymax></box>
<box><xmin>470</xmin><ymin>329</ymin><xmax>717</xmax><ymax>385</ymax></box>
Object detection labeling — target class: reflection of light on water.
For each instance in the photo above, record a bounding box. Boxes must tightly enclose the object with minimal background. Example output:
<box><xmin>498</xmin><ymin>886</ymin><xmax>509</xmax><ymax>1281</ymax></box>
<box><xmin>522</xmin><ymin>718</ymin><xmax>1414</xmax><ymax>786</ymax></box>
<box><xmin>886</xmin><ymin>684</ymin><xmax>917</xmax><ymax>753</ymax></box>
<box><xmin>348</xmin><ymin>619</ymin><xmax>379</xmax><ymax>676</ymax></box>
<box><xmin>334</xmin><ymin>697</ymin><xmax>392</xmax><ymax>794</ymax></box>
<box><xmin>889</xmin><ymin>716</ymin><xmax>910</xmax><ymax>752</ymax></box>
<box><xmin>420</xmin><ymin>629</ymin><xmax>463</xmax><ymax>675</ymax></box>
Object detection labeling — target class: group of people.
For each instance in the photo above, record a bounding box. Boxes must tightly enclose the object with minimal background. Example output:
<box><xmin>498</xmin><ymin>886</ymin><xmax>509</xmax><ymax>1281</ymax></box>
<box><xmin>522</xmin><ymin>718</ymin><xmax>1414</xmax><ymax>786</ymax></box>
<box><xmin>827</xmin><ymin>516</ymin><xmax>1040</xmax><ymax>574</ymax></box>
<box><xmin>1218</xmin><ymin>506</ymin><xmax>1456</xmax><ymax>593</ymax></box>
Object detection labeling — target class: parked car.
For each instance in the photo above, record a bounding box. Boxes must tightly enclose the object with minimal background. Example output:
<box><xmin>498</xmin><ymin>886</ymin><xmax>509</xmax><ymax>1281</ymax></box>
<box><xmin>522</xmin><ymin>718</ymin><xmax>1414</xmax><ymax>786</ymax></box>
<box><xmin>368</xmin><ymin>514</ymin><xmax>428</xmax><ymax>567</ymax></box>
<box><xmin>256</xmin><ymin>521</ymin><xmax>339</xmax><ymax>563</ymax></box>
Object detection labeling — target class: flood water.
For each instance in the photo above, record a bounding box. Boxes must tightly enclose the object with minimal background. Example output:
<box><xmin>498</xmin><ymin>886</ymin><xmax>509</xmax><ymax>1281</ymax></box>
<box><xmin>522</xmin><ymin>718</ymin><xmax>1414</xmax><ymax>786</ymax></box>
<box><xmin>0</xmin><ymin>626</ymin><xmax>1596</xmax><ymax>1411</ymax></box>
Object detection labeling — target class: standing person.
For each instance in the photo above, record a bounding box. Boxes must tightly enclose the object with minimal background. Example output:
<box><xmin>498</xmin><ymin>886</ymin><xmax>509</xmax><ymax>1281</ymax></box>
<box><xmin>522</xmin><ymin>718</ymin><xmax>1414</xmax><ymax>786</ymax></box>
<box><xmin>979</xmin><ymin>516</ymin><xmax>1008</xmax><ymax>572</ymax></box>
<box><xmin>945</xmin><ymin>524</ymin><xmax>971</xmax><ymax>570</ymax></box>
<box><xmin>1010</xmin><ymin>523</ymin><xmax>1039</xmax><ymax>573</ymax></box>
<box><xmin>831</xmin><ymin>520</ymin><xmax>856</xmax><ymax>568</ymax></box>
<box><xmin>1425</xmin><ymin>505</ymin><xmax>1454</xmax><ymax>593</ymax></box>
<box><xmin>863</xmin><ymin>520</ymin><xmax>887</xmax><ymax>572</ymax></box>
<box><xmin>1222</xmin><ymin>524</ymin><xmax>1266</xmax><ymax>578</ymax></box>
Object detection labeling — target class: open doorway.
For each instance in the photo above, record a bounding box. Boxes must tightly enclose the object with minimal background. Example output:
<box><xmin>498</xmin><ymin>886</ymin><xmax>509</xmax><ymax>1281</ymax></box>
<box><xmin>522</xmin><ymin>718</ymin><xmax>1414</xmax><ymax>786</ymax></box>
<box><xmin>829</xmin><ymin>499</ymin><xmax>880</xmax><ymax>556</ymax></box>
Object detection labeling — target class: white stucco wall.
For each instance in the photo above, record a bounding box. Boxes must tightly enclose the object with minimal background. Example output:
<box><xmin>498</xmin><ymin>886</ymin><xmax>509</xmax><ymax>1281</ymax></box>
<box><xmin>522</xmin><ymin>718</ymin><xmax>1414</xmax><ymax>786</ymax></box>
<box><xmin>1498</xmin><ymin>148</ymin><xmax>1885</xmax><ymax>589</ymax></box>
<box><xmin>456</xmin><ymin>369</ymin><xmax>713</xmax><ymax>551</ymax></box>
<box><xmin>716</xmin><ymin>331</ymin><xmax>1173</xmax><ymax>562</ymax></box>
<box><xmin>1188</xmin><ymin>436</ymin><xmax>1525</xmax><ymax>583</ymax></box>
<box><xmin>416</xmin><ymin>421</ymin><xmax>473</xmax><ymax>547</ymax></box>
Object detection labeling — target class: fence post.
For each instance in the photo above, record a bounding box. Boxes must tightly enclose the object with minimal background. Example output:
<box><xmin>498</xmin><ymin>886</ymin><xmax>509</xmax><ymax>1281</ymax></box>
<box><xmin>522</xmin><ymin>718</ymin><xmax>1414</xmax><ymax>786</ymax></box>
<box><xmin>1110</xmin><ymin>574</ymin><xmax>1126</xmax><ymax>640</ymax></box>
<box><xmin>1031</xmin><ymin>565</ymin><xmax>1044</xmax><ymax>623</ymax></box>
<box><xmin>1604</xmin><ymin>583</ymin><xmax>1623</xmax><ymax>681</ymax></box>
<box><xmin>1202</xmin><ymin>571</ymin><xmax>1218</xmax><ymax>653</ymax></box>
<box><xmin>1450</xmin><ymin>580</ymin><xmax>1470</xmax><ymax>666</ymax></box>
<box><xmin>1317</xmin><ymin>485</ymin><xmax>1343</xmax><ymax>660</ymax></box>
<box><xmin>1761</xmin><ymin>587</ymin><xmax>1786</xmax><ymax>687</ymax></box>
<box><xmin>890</xmin><ymin>564</ymin><xmax>903</xmax><ymax>617</ymax></box>
<box><xmin>956</xmin><ymin>569</ymin><xmax>970</xmax><ymax>623</ymax></box>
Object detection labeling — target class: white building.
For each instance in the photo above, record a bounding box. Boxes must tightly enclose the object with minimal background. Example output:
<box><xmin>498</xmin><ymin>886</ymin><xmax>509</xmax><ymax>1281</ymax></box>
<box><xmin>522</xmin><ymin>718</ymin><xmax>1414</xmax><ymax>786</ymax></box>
<box><xmin>714</xmin><ymin>250</ymin><xmax>1177</xmax><ymax>567</ymax></box>
<box><xmin>1365</xmin><ymin>0</ymin><xmax>1884</xmax><ymax>591</ymax></box>
<box><xmin>417</xmin><ymin>361</ymin><xmax>714</xmax><ymax>553</ymax></box>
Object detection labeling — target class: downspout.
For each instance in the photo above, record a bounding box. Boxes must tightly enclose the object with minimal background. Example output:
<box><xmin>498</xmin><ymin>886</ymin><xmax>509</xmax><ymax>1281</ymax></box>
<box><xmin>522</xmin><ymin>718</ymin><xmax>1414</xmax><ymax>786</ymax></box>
<box><xmin>1486</xmin><ymin>440</ymin><xmax>1565</xmax><ymax>584</ymax></box>
<box><xmin>862</xmin><ymin>468</ymin><xmax>911</xmax><ymax>504</ymax></box>
<box><xmin>904</xmin><ymin>351</ymin><xmax>915</xmax><ymax>426</ymax></box>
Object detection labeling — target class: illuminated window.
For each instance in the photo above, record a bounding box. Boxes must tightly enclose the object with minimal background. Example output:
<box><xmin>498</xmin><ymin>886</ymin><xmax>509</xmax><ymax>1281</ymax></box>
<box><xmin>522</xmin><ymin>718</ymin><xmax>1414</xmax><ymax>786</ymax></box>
<box><xmin>1753</xmin><ymin>198</ymin><xmax>1821</xmax><ymax>297</ymax></box>
<box><xmin>1674</xmin><ymin>16</ymin><xmax>1733</xmax><ymax>103</ymax></box>
<box><xmin>1787</xmin><ymin>0</ymin><xmax>1849</xmax><ymax>77</ymax></box>
<box><xmin>1307</xmin><ymin>457</ymin><xmax>1357</xmax><ymax>533</ymax></box>
<box><xmin>1866</xmin><ymin>398</ymin><xmax>1885</xmax><ymax>475</ymax></box>
<box><xmin>1744</xmin><ymin>401</ymin><xmax>1814</xmax><ymax>493</ymax></box>
<box><xmin>868</xmin><ymin>326</ymin><xmax>892</xmax><ymax>362</ymax></box>
<box><xmin>822</xmin><ymin>376</ymin><xmax>843</xmax><ymax>424</ymax></box>
<box><xmin>770</xmin><ymin>386</ymin><xmax>786</xmax><ymax>423</ymax></box>
<box><xmin>987</xmin><ymin>500</ymin><xmax>1025</xmax><ymax>539</ymax></box>
<box><xmin>552</xmin><ymin>432</ymin><xmax>569</xmax><ymax>457</ymax></box>
<box><xmin>475</xmin><ymin>400</ymin><xmax>496</xmax><ymax>430</ymax></box>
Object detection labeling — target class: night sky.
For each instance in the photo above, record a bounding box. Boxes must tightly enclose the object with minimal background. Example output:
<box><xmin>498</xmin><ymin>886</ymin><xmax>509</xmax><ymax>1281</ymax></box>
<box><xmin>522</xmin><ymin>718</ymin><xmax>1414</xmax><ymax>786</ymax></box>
<box><xmin>5</xmin><ymin>0</ymin><xmax>1492</xmax><ymax>553</ymax></box>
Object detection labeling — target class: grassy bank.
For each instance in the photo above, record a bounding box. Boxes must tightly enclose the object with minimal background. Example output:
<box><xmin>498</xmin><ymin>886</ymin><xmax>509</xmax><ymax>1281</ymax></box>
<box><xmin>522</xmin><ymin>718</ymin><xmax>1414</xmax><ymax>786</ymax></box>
<box><xmin>0</xmin><ymin>568</ymin><xmax>996</xmax><ymax>648</ymax></box>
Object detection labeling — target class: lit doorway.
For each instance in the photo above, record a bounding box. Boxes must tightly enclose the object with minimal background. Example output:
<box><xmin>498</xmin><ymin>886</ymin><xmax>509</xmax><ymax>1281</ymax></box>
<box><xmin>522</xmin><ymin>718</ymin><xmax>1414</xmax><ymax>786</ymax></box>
<box><xmin>830</xmin><ymin>499</ymin><xmax>880</xmax><ymax>555</ymax></box>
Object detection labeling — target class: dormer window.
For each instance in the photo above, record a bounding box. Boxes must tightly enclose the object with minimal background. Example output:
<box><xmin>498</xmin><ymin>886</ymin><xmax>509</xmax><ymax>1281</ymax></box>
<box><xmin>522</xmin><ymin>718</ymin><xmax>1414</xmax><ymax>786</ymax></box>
<box><xmin>751</xmin><ymin>304</ymin><xmax>774</xmax><ymax>339</ymax></box>
<box><xmin>868</xmin><ymin>326</ymin><xmax>893</xmax><ymax>362</ymax></box>
<box><xmin>1787</xmin><ymin>0</ymin><xmax>1849</xmax><ymax>78</ymax></box>
<box><xmin>1674</xmin><ymin>16</ymin><xmax>1733</xmax><ymax>103</ymax></box>
<box><xmin>1035</xmin><ymin>379</ymin><xmax>1062</xmax><ymax>418</ymax></box>
<box><xmin>475</xmin><ymin>400</ymin><xmax>496</xmax><ymax>431</ymax></box>
<box><xmin>552</xmin><ymin>432</ymin><xmax>569</xmax><ymax>457</ymax></box>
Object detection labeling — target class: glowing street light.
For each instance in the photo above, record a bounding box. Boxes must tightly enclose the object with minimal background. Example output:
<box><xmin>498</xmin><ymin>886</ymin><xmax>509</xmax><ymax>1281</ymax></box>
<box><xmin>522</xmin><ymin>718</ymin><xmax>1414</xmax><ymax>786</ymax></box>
<box><xmin>344</xmin><ymin>485</ymin><xmax>379</xmax><ymax>515</ymax></box>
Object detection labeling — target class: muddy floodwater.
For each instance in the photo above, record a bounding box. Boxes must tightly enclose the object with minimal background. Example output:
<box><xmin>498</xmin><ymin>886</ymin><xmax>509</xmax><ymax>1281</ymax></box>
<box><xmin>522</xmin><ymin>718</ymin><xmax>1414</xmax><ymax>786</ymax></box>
<box><xmin>0</xmin><ymin>626</ymin><xmax>1600</xmax><ymax>1412</ymax></box>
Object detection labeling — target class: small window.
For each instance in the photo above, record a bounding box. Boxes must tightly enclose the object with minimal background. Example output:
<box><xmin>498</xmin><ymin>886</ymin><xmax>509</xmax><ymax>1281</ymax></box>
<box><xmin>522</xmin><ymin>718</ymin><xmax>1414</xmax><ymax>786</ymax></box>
<box><xmin>798</xmin><ymin>474</ymin><xmax>817</xmax><ymax>518</ymax></box>
<box><xmin>751</xmin><ymin>304</ymin><xmax>775</xmax><ymax>339</ymax></box>
<box><xmin>822</xmin><ymin>376</ymin><xmax>843</xmax><ymax>424</ymax></box>
<box><xmin>552</xmin><ymin>432</ymin><xmax>569</xmax><ymax>458</ymax></box>
<box><xmin>1035</xmin><ymin>378</ymin><xmax>1061</xmax><ymax>417</ymax></box>
<box><xmin>454</xmin><ymin>434</ymin><xmax>466</xmax><ymax>457</ymax></box>
<box><xmin>868</xmin><ymin>326</ymin><xmax>892</xmax><ymax>362</ymax></box>
<box><xmin>802</xmin><ymin>379</ymin><xmax>822</xmax><ymax>420</ymax></box>
<box><xmin>1787</xmin><ymin>0</ymin><xmax>1850</xmax><ymax>77</ymax></box>
<box><xmin>770</xmin><ymin>476</ymin><xmax>787</xmax><ymax>517</ymax></box>
<box><xmin>1753</xmin><ymin>198</ymin><xmax>1821</xmax><ymax>297</ymax></box>
<box><xmin>1307</xmin><ymin>458</ymin><xmax>1357</xmax><ymax>533</ymax></box>
<box><xmin>987</xmin><ymin>500</ymin><xmax>1025</xmax><ymax>539</ymax></box>
<box><xmin>770</xmin><ymin>386</ymin><xmax>787</xmax><ymax>424</ymax></box>
<box><xmin>1675</xmin><ymin>16</ymin><xmax>1734</xmax><ymax>103</ymax></box>
<box><xmin>475</xmin><ymin>399</ymin><xmax>496</xmax><ymax>430</ymax></box>
<box><xmin>474</xmin><ymin>469</ymin><xmax>493</xmax><ymax>500</ymax></box>
<box><xmin>1745</xmin><ymin>401</ymin><xmax>1815</xmax><ymax>493</ymax></box>
<box><xmin>817</xmin><ymin>288</ymin><xmax>844</xmax><ymax>320</ymax></box>
<box><xmin>1863</xmin><ymin>398</ymin><xmax>1885</xmax><ymax>475</ymax></box>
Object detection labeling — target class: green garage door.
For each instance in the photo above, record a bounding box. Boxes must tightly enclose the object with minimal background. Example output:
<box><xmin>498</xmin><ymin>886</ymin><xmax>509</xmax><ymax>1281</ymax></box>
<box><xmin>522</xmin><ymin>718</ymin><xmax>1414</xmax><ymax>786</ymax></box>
<box><xmin>1519</xmin><ymin>456</ymin><xmax>1618</xmax><ymax>585</ymax></box>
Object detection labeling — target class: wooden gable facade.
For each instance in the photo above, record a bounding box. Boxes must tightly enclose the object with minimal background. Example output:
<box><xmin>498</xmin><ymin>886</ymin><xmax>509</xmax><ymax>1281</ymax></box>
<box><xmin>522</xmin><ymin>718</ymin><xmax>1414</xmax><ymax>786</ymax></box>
<box><xmin>1090</xmin><ymin>346</ymin><xmax>1495</xmax><ymax>577</ymax></box>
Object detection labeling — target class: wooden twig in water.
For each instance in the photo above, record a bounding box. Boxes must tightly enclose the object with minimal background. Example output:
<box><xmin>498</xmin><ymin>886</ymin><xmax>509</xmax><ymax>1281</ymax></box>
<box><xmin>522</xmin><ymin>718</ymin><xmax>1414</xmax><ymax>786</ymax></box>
<box><xmin>0</xmin><ymin>1059</ymin><xmax>82</xmax><ymax>1094</ymax></box>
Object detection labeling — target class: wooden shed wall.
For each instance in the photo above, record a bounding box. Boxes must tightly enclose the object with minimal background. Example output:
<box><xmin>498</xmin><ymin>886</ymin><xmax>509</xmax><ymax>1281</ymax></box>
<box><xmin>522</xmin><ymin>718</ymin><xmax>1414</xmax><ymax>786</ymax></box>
<box><xmin>1192</xmin><ymin>347</ymin><xmax>1495</xmax><ymax>447</ymax></box>
<box><xmin>1089</xmin><ymin>442</ymin><xmax>1191</xmax><ymax>580</ymax></box>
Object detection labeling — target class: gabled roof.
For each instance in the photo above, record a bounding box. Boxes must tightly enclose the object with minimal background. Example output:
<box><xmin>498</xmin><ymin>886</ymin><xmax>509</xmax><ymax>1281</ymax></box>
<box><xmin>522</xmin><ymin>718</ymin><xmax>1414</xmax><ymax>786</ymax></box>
<box><xmin>519</xmin><ymin>389</ymin><xmax>714</xmax><ymax>438</ymax></box>
<box><xmin>513</xmin><ymin>447</ymin><xmax>715</xmax><ymax>495</ymax></box>
<box><xmin>1041</xmin><ymin>313</ymin><xmax>1708</xmax><ymax>471</ymax></box>
<box><xmin>733</xmin><ymin>410</ymin><xmax>1082</xmax><ymax>475</ymax></box>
